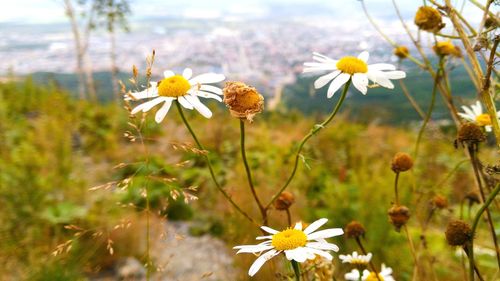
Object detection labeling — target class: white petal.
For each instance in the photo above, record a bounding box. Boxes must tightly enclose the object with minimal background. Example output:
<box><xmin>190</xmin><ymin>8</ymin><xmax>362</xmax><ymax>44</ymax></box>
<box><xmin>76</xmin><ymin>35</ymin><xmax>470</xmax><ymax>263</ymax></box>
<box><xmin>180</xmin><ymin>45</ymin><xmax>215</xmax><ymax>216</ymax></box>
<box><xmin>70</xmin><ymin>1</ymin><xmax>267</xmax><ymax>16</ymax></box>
<box><xmin>185</xmin><ymin>95</ymin><xmax>212</xmax><ymax>118</ymax></box>
<box><xmin>368</xmin><ymin>63</ymin><xmax>396</xmax><ymax>71</ymax></box>
<box><xmin>154</xmin><ymin>99</ymin><xmax>173</xmax><ymax>123</ymax></box>
<box><xmin>236</xmin><ymin>245</ymin><xmax>274</xmax><ymax>254</ymax></box>
<box><xmin>131</xmin><ymin>97</ymin><xmax>168</xmax><ymax>114</ymax></box>
<box><xmin>345</xmin><ymin>269</ymin><xmax>362</xmax><ymax>281</ymax></box>
<box><xmin>352</xmin><ymin>73</ymin><xmax>368</xmax><ymax>95</ymax></box>
<box><xmin>461</xmin><ymin>106</ymin><xmax>476</xmax><ymax>118</ymax></box>
<box><xmin>192</xmin><ymin>90</ymin><xmax>223</xmax><ymax>102</ymax></box>
<box><xmin>182</xmin><ymin>68</ymin><xmax>193</xmax><ymax>80</ymax></box>
<box><xmin>164</xmin><ymin>70</ymin><xmax>175</xmax><ymax>78</ymax></box>
<box><xmin>485</xmin><ymin>125</ymin><xmax>492</xmax><ymax>132</ymax></box>
<box><xmin>472</xmin><ymin>101</ymin><xmax>483</xmax><ymax>115</ymax></box>
<box><xmin>368</xmin><ymin>71</ymin><xmax>394</xmax><ymax>89</ymax></box>
<box><xmin>261</xmin><ymin>226</ymin><xmax>278</xmax><ymax>234</ymax></box>
<box><xmin>458</xmin><ymin>112</ymin><xmax>474</xmax><ymax>121</ymax></box>
<box><xmin>305</xmin><ymin>242</ymin><xmax>339</xmax><ymax>252</ymax></box>
<box><xmin>307</xmin><ymin>228</ymin><xmax>344</xmax><ymax>240</ymax></box>
<box><xmin>304</xmin><ymin>218</ymin><xmax>328</xmax><ymax>235</ymax></box>
<box><xmin>199</xmin><ymin>85</ymin><xmax>223</xmax><ymax>95</ymax></box>
<box><xmin>255</xmin><ymin>235</ymin><xmax>273</xmax><ymax>240</ymax></box>
<box><xmin>327</xmin><ymin>73</ymin><xmax>351</xmax><ymax>98</ymax></box>
<box><xmin>285</xmin><ymin>248</ymin><xmax>308</xmax><ymax>262</ymax></box>
<box><xmin>314</xmin><ymin>71</ymin><xmax>340</xmax><ymax>89</ymax></box>
<box><xmin>358</xmin><ymin>51</ymin><xmax>369</xmax><ymax>62</ymax></box>
<box><xmin>384</xmin><ymin>70</ymin><xmax>406</xmax><ymax>80</ymax></box>
<box><xmin>305</xmin><ymin>248</ymin><xmax>333</xmax><ymax>260</ymax></box>
<box><xmin>125</xmin><ymin>83</ymin><xmax>158</xmax><ymax>100</ymax></box>
<box><xmin>312</xmin><ymin>52</ymin><xmax>336</xmax><ymax>63</ymax></box>
<box><xmin>190</xmin><ymin>73</ymin><xmax>225</xmax><ymax>84</ymax></box>
<box><xmin>178</xmin><ymin>96</ymin><xmax>194</xmax><ymax>110</ymax></box>
<box><xmin>248</xmin><ymin>250</ymin><xmax>278</xmax><ymax>277</ymax></box>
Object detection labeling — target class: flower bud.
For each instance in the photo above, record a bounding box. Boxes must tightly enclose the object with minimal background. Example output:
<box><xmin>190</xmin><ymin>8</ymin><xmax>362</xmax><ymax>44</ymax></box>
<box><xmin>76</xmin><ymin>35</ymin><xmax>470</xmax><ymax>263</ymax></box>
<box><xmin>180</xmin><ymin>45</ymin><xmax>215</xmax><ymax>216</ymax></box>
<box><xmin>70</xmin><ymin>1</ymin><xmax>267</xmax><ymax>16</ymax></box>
<box><xmin>388</xmin><ymin>205</ymin><xmax>410</xmax><ymax>231</ymax></box>
<box><xmin>433</xmin><ymin>41</ymin><xmax>461</xmax><ymax>57</ymax></box>
<box><xmin>393</xmin><ymin>46</ymin><xmax>409</xmax><ymax>59</ymax></box>
<box><xmin>345</xmin><ymin>221</ymin><xmax>365</xmax><ymax>239</ymax></box>
<box><xmin>223</xmin><ymin>81</ymin><xmax>264</xmax><ymax>122</ymax></box>
<box><xmin>414</xmin><ymin>6</ymin><xmax>445</xmax><ymax>33</ymax></box>
<box><xmin>274</xmin><ymin>191</ymin><xmax>295</xmax><ymax>210</ymax></box>
<box><xmin>391</xmin><ymin>152</ymin><xmax>413</xmax><ymax>173</ymax></box>
<box><xmin>432</xmin><ymin>195</ymin><xmax>448</xmax><ymax>209</ymax></box>
<box><xmin>445</xmin><ymin>220</ymin><xmax>472</xmax><ymax>246</ymax></box>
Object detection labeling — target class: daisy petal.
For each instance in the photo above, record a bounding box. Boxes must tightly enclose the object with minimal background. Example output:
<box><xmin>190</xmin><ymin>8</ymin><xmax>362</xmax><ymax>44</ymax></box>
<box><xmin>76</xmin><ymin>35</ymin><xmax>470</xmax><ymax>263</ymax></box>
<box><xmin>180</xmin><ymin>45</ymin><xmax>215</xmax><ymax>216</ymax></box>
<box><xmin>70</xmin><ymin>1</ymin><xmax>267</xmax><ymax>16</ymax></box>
<box><xmin>192</xmin><ymin>90</ymin><xmax>223</xmax><ymax>102</ymax></box>
<box><xmin>307</xmin><ymin>228</ymin><xmax>344</xmax><ymax>240</ymax></box>
<box><xmin>327</xmin><ymin>73</ymin><xmax>351</xmax><ymax>98</ymax></box>
<box><xmin>368</xmin><ymin>63</ymin><xmax>396</xmax><ymax>71</ymax></box>
<box><xmin>248</xmin><ymin>250</ymin><xmax>278</xmax><ymax>277</ymax></box>
<box><xmin>125</xmin><ymin>83</ymin><xmax>158</xmax><ymax>100</ymax></box>
<box><xmin>261</xmin><ymin>226</ymin><xmax>278</xmax><ymax>234</ymax></box>
<box><xmin>182</xmin><ymin>68</ymin><xmax>193</xmax><ymax>80</ymax></box>
<box><xmin>154</xmin><ymin>99</ymin><xmax>173</xmax><ymax>123</ymax></box>
<box><xmin>305</xmin><ymin>248</ymin><xmax>333</xmax><ymax>260</ymax></box>
<box><xmin>236</xmin><ymin>245</ymin><xmax>274</xmax><ymax>254</ymax></box>
<box><xmin>312</xmin><ymin>52</ymin><xmax>336</xmax><ymax>63</ymax></box>
<box><xmin>164</xmin><ymin>70</ymin><xmax>175</xmax><ymax>78</ymax></box>
<box><xmin>294</xmin><ymin>222</ymin><xmax>303</xmax><ymax>230</ymax></box>
<box><xmin>306</xmin><ymin>242</ymin><xmax>339</xmax><ymax>252</ymax></box>
<box><xmin>304</xmin><ymin>218</ymin><xmax>328</xmax><ymax>234</ymax></box>
<box><xmin>178</xmin><ymin>96</ymin><xmax>194</xmax><ymax>110</ymax></box>
<box><xmin>200</xmin><ymin>85</ymin><xmax>223</xmax><ymax>95</ymax></box>
<box><xmin>314</xmin><ymin>70</ymin><xmax>340</xmax><ymax>89</ymax></box>
<box><xmin>190</xmin><ymin>73</ymin><xmax>225</xmax><ymax>84</ymax></box>
<box><xmin>358</xmin><ymin>51</ymin><xmax>369</xmax><ymax>62</ymax></box>
<box><xmin>185</xmin><ymin>95</ymin><xmax>212</xmax><ymax>118</ymax></box>
<box><xmin>131</xmin><ymin>97</ymin><xmax>168</xmax><ymax>114</ymax></box>
<box><xmin>384</xmin><ymin>71</ymin><xmax>406</xmax><ymax>80</ymax></box>
<box><xmin>352</xmin><ymin>73</ymin><xmax>368</xmax><ymax>95</ymax></box>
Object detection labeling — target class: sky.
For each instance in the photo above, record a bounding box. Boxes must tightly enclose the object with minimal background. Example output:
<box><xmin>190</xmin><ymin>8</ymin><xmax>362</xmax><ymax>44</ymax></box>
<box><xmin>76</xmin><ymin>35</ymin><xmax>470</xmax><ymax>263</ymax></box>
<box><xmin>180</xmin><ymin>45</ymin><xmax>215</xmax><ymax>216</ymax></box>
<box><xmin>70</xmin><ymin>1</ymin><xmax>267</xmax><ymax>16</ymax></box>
<box><xmin>0</xmin><ymin>0</ymin><xmax>486</xmax><ymax>24</ymax></box>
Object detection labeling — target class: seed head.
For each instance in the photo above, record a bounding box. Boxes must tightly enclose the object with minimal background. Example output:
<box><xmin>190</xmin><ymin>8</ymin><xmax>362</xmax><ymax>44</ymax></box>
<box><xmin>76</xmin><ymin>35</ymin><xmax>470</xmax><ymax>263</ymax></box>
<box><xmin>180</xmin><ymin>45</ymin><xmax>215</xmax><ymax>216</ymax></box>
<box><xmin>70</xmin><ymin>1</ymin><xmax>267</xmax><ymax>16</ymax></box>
<box><xmin>445</xmin><ymin>220</ymin><xmax>472</xmax><ymax>246</ymax></box>
<box><xmin>432</xmin><ymin>195</ymin><xmax>448</xmax><ymax>209</ymax></box>
<box><xmin>223</xmin><ymin>81</ymin><xmax>264</xmax><ymax>122</ymax></box>
<box><xmin>345</xmin><ymin>221</ymin><xmax>365</xmax><ymax>239</ymax></box>
<box><xmin>391</xmin><ymin>152</ymin><xmax>414</xmax><ymax>173</ymax></box>
<box><xmin>274</xmin><ymin>191</ymin><xmax>295</xmax><ymax>210</ymax></box>
<box><xmin>394</xmin><ymin>46</ymin><xmax>409</xmax><ymax>59</ymax></box>
<box><xmin>455</xmin><ymin>122</ymin><xmax>486</xmax><ymax>148</ymax></box>
<box><xmin>414</xmin><ymin>6</ymin><xmax>445</xmax><ymax>33</ymax></box>
<box><xmin>388</xmin><ymin>205</ymin><xmax>410</xmax><ymax>231</ymax></box>
<box><xmin>465</xmin><ymin>191</ymin><xmax>481</xmax><ymax>205</ymax></box>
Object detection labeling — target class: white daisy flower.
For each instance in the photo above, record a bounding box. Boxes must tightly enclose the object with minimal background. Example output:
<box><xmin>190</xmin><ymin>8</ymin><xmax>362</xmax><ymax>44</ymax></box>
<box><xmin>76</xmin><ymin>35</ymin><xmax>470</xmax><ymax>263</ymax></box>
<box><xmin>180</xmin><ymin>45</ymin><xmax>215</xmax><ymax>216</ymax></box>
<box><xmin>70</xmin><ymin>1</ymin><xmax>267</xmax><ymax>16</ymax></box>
<box><xmin>361</xmin><ymin>264</ymin><xmax>395</xmax><ymax>281</ymax></box>
<box><xmin>345</xmin><ymin>269</ymin><xmax>362</xmax><ymax>281</ymax></box>
<box><xmin>303</xmin><ymin>51</ymin><xmax>406</xmax><ymax>97</ymax></box>
<box><xmin>125</xmin><ymin>68</ymin><xmax>225</xmax><ymax>123</ymax></box>
<box><xmin>233</xmin><ymin>218</ymin><xmax>343</xmax><ymax>277</ymax></box>
<box><xmin>458</xmin><ymin>100</ymin><xmax>500</xmax><ymax>132</ymax></box>
<box><xmin>339</xmin><ymin>251</ymin><xmax>372</xmax><ymax>266</ymax></box>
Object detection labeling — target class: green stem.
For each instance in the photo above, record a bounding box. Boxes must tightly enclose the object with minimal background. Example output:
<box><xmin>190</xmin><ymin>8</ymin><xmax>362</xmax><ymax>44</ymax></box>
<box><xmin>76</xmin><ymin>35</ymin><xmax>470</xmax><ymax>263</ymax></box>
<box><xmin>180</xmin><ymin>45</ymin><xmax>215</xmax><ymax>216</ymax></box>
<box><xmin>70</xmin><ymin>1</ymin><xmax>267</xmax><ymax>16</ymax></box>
<box><xmin>265</xmin><ymin>80</ymin><xmax>351</xmax><ymax>210</ymax></box>
<box><xmin>394</xmin><ymin>172</ymin><xmax>400</xmax><ymax>205</ymax></box>
<box><xmin>175</xmin><ymin>101</ymin><xmax>259</xmax><ymax>226</ymax></box>
<box><xmin>239</xmin><ymin>119</ymin><xmax>267</xmax><ymax>222</ymax></box>
<box><xmin>414</xmin><ymin>57</ymin><xmax>443</xmax><ymax>159</ymax></box>
<box><xmin>291</xmin><ymin>260</ymin><xmax>301</xmax><ymax>281</ymax></box>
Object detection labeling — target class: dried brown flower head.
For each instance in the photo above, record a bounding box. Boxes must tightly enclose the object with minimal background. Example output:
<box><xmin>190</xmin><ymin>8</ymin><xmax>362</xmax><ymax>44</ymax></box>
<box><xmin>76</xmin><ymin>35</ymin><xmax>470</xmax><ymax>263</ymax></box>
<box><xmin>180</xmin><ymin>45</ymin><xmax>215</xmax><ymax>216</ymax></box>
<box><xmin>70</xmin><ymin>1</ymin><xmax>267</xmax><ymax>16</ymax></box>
<box><xmin>485</xmin><ymin>16</ymin><xmax>498</xmax><ymax>29</ymax></box>
<box><xmin>445</xmin><ymin>220</ymin><xmax>472</xmax><ymax>246</ymax></box>
<box><xmin>274</xmin><ymin>191</ymin><xmax>295</xmax><ymax>210</ymax></box>
<box><xmin>432</xmin><ymin>195</ymin><xmax>448</xmax><ymax>209</ymax></box>
<box><xmin>345</xmin><ymin>221</ymin><xmax>365</xmax><ymax>239</ymax></box>
<box><xmin>223</xmin><ymin>81</ymin><xmax>264</xmax><ymax>122</ymax></box>
<box><xmin>394</xmin><ymin>46</ymin><xmax>410</xmax><ymax>59</ymax></box>
<box><xmin>391</xmin><ymin>152</ymin><xmax>414</xmax><ymax>173</ymax></box>
<box><xmin>388</xmin><ymin>205</ymin><xmax>410</xmax><ymax>231</ymax></box>
<box><xmin>465</xmin><ymin>191</ymin><xmax>481</xmax><ymax>205</ymax></box>
<box><xmin>433</xmin><ymin>41</ymin><xmax>461</xmax><ymax>57</ymax></box>
<box><xmin>455</xmin><ymin>122</ymin><xmax>486</xmax><ymax>148</ymax></box>
<box><xmin>414</xmin><ymin>6</ymin><xmax>445</xmax><ymax>32</ymax></box>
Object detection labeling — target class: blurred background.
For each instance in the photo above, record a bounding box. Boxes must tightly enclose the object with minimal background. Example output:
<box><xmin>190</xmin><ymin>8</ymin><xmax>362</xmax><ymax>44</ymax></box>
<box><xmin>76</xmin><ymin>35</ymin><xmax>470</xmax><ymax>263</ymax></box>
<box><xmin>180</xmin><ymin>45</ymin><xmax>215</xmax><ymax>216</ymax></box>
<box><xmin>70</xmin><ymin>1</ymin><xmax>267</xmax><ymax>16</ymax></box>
<box><xmin>0</xmin><ymin>0</ymin><xmax>498</xmax><ymax>280</ymax></box>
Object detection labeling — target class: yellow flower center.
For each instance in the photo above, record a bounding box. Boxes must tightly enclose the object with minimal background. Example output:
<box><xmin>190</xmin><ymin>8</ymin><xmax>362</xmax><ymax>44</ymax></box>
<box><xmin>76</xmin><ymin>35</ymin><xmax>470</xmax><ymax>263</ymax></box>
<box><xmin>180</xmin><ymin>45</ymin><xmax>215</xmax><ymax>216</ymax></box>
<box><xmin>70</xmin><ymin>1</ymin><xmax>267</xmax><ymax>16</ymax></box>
<box><xmin>475</xmin><ymin>113</ymin><xmax>491</xmax><ymax>126</ymax></box>
<box><xmin>336</xmin><ymin>56</ymin><xmax>368</xmax><ymax>75</ymax></box>
<box><xmin>350</xmin><ymin>258</ymin><xmax>368</xmax><ymax>265</ymax></box>
<box><xmin>271</xmin><ymin>228</ymin><xmax>307</xmax><ymax>251</ymax></box>
<box><xmin>157</xmin><ymin>75</ymin><xmax>191</xmax><ymax>97</ymax></box>
<box><xmin>366</xmin><ymin>272</ymin><xmax>384</xmax><ymax>281</ymax></box>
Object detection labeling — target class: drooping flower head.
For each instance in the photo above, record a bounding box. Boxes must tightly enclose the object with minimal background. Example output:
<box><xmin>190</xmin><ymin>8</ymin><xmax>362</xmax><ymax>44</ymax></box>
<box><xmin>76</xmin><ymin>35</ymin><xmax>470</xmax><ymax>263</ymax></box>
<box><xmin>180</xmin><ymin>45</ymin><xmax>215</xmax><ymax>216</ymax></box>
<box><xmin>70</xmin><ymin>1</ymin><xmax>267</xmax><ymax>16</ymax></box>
<box><xmin>458</xmin><ymin>100</ymin><xmax>500</xmax><ymax>132</ymax></box>
<box><xmin>223</xmin><ymin>81</ymin><xmax>264</xmax><ymax>122</ymax></box>
<box><xmin>303</xmin><ymin>51</ymin><xmax>406</xmax><ymax>97</ymax></box>
<box><xmin>233</xmin><ymin>218</ymin><xmax>343</xmax><ymax>276</ymax></box>
<box><xmin>125</xmin><ymin>68</ymin><xmax>225</xmax><ymax>123</ymax></box>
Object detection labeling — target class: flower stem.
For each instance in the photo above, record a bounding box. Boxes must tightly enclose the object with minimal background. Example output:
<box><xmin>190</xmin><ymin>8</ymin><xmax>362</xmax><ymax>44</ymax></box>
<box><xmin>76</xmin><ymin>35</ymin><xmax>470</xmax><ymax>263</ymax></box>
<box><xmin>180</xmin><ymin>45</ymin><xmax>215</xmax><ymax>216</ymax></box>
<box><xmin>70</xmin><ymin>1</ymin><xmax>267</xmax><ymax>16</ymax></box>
<box><xmin>175</xmin><ymin>101</ymin><xmax>259</xmax><ymax>226</ymax></box>
<box><xmin>355</xmin><ymin>237</ymin><xmax>381</xmax><ymax>281</ymax></box>
<box><xmin>413</xmin><ymin>57</ymin><xmax>443</xmax><ymax>160</ymax></box>
<box><xmin>240</xmin><ymin>119</ymin><xmax>267</xmax><ymax>223</ymax></box>
<box><xmin>394</xmin><ymin>172</ymin><xmax>400</xmax><ymax>205</ymax></box>
<box><xmin>265</xmin><ymin>80</ymin><xmax>351</xmax><ymax>210</ymax></box>
<box><xmin>291</xmin><ymin>260</ymin><xmax>301</xmax><ymax>281</ymax></box>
